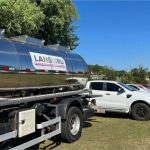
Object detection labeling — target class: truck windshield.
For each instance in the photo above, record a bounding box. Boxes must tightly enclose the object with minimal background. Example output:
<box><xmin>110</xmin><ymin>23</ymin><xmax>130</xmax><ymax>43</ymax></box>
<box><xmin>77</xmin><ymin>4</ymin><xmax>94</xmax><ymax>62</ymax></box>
<box><xmin>118</xmin><ymin>82</ymin><xmax>136</xmax><ymax>91</ymax></box>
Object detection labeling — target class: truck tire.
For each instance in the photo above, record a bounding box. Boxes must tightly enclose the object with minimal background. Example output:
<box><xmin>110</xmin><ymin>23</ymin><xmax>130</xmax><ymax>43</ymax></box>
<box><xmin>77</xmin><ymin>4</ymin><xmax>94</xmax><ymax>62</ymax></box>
<box><xmin>131</xmin><ymin>103</ymin><xmax>150</xmax><ymax>121</ymax></box>
<box><xmin>61</xmin><ymin>107</ymin><xmax>83</xmax><ymax>143</ymax></box>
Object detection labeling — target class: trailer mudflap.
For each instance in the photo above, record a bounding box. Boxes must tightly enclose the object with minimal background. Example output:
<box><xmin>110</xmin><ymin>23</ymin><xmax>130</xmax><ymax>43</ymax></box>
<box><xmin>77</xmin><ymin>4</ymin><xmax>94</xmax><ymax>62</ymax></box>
<box><xmin>83</xmin><ymin>108</ymin><xmax>95</xmax><ymax>121</ymax></box>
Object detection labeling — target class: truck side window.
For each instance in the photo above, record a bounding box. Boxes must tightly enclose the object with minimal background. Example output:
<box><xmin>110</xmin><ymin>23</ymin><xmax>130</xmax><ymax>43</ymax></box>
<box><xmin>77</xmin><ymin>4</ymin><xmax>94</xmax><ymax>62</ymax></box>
<box><xmin>106</xmin><ymin>83</ymin><xmax>120</xmax><ymax>92</ymax></box>
<box><xmin>90</xmin><ymin>82</ymin><xmax>103</xmax><ymax>90</ymax></box>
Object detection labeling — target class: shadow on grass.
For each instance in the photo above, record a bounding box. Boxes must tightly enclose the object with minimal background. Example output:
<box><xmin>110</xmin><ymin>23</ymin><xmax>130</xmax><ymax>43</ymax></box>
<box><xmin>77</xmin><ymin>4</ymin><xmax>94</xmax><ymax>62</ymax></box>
<box><xmin>86</xmin><ymin>118</ymin><xmax>103</xmax><ymax>124</ymax></box>
<box><xmin>25</xmin><ymin>135</ymin><xmax>61</xmax><ymax>150</ymax></box>
<box><xmin>83</xmin><ymin>121</ymin><xmax>93</xmax><ymax>128</ymax></box>
<box><xmin>95</xmin><ymin>112</ymin><xmax>131</xmax><ymax>120</ymax></box>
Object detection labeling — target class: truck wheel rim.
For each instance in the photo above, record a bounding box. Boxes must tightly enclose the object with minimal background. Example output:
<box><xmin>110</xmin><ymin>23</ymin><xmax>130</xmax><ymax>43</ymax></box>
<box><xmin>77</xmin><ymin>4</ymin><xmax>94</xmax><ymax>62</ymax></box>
<box><xmin>136</xmin><ymin>106</ymin><xmax>147</xmax><ymax>117</ymax></box>
<box><xmin>70</xmin><ymin>114</ymin><xmax>80</xmax><ymax>135</ymax></box>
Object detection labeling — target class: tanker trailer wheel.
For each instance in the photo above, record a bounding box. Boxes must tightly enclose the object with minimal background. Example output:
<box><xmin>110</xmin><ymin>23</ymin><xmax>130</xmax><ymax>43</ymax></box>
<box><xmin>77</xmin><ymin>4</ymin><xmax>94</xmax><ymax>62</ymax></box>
<box><xmin>131</xmin><ymin>103</ymin><xmax>150</xmax><ymax>121</ymax></box>
<box><xmin>61</xmin><ymin>107</ymin><xmax>83</xmax><ymax>143</ymax></box>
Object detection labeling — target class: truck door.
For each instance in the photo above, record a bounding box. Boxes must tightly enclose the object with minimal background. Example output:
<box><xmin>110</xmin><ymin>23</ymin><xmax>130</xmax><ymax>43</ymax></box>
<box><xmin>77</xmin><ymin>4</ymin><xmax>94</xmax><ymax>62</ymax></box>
<box><xmin>102</xmin><ymin>82</ymin><xmax>128</xmax><ymax>112</ymax></box>
<box><xmin>90</xmin><ymin>82</ymin><xmax>128</xmax><ymax>112</ymax></box>
<box><xmin>89</xmin><ymin>82</ymin><xmax>107</xmax><ymax>108</ymax></box>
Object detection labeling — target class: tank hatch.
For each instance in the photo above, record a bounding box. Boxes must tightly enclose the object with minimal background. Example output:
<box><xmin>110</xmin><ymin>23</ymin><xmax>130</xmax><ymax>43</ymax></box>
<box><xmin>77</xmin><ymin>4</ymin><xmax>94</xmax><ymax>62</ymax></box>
<box><xmin>47</xmin><ymin>44</ymin><xmax>70</xmax><ymax>52</ymax></box>
<box><xmin>11</xmin><ymin>35</ymin><xmax>45</xmax><ymax>47</ymax></box>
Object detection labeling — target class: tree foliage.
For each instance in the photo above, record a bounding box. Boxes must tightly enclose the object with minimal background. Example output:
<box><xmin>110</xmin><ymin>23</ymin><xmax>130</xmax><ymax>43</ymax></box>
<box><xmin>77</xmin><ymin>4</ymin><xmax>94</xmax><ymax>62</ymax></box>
<box><xmin>89</xmin><ymin>64</ymin><xmax>150</xmax><ymax>84</ymax></box>
<box><xmin>131</xmin><ymin>66</ymin><xmax>148</xmax><ymax>83</ymax></box>
<box><xmin>37</xmin><ymin>0</ymin><xmax>79</xmax><ymax>49</ymax></box>
<box><xmin>0</xmin><ymin>0</ymin><xmax>79</xmax><ymax>50</ymax></box>
<box><xmin>0</xmin><ymin>0</ymin><xmax>44</xmax><ymax>37</ymax></box>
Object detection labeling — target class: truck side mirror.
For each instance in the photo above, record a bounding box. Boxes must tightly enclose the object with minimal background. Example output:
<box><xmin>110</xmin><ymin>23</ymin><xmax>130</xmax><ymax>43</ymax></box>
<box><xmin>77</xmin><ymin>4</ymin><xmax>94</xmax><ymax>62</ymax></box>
<box><xmin>118</xmin><ymin>88</ymin><xmax>125</xmax><ymax>94</ymax></box>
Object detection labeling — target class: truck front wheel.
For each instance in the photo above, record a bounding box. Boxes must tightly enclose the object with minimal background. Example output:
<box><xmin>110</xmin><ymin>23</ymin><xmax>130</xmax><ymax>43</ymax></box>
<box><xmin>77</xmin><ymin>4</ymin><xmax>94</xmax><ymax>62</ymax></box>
<box><xmin>61</xmin><ymin>107</ymin><xmax>83</xmax><ymax>143</ymax></box>
<box><xmin>131</xmin><ymin>103</ymin><xmax>150</xmax><ymax>121</ymax></box>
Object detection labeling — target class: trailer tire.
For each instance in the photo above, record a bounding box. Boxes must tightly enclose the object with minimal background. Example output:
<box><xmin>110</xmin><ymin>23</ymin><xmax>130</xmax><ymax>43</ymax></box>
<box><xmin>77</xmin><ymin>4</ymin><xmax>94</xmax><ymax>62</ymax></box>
<box><xmin>61</xmin><ymin>107</ymin><xmax>83</xmax><ymax>143</ymax></box>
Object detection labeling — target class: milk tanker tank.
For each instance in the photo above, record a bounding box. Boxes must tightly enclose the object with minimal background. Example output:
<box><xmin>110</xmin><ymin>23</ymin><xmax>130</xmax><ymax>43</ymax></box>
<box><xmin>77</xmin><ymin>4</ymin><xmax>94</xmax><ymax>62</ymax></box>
<box><xmin>0</xmin><ymin>34</ymin><xmax>88</xmax><ymax>93</ymax></box>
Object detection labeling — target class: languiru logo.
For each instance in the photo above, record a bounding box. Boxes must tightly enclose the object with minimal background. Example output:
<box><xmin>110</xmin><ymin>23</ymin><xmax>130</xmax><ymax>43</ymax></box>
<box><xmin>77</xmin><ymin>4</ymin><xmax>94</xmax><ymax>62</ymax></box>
<box><xmin>29</xmin><ymin>52</ymin><xmax>67</xmax><ymax>71</ymax></box>
<box><xmin>33</xmin><ymin>55</ymin><xmax>53</xmax><ymax>64</ymax></box>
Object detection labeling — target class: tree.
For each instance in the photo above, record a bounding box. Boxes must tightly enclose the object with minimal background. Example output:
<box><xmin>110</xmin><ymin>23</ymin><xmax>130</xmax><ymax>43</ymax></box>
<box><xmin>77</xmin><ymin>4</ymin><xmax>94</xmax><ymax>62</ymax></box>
<box><xmin>104</xmin><ymin>67</ymin><xmax>116</xmax><ymax>80</ymax></box>
<box><xmin>92</xmin><ymin>64</ymin><xmax>100</xmax><ymax>74</ymax></box>
<box><xmin>0</xmin><ymin>0</ymin><xmax>79</xmax><ymax>50</ymax></box>
<box><xmin>36</xmin><ymin>0</ymin><xmax>79</xmax><ymax>49</ymax></box>
<box><xmin>131</xmin><ymin>66</ymin><xmax>148</xmax><ymax>84</ymax></box>
<box><xmin>88</xmin><ymin>64</ymin><xmax>150</xmax><ymax>84</ymax></box>
<box><xmin>0</xmin><ymin>0</ymin><xmax>45</xmax><ymax>37</ymax></box>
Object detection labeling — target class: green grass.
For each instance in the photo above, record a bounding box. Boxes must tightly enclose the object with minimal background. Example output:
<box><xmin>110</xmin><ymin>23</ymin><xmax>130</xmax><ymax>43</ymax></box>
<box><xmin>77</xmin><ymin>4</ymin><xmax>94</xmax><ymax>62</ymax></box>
<box><xmin>52</xmin><ymin>114</ymin><xmax>150</xmax><ymax>150</ymax></box>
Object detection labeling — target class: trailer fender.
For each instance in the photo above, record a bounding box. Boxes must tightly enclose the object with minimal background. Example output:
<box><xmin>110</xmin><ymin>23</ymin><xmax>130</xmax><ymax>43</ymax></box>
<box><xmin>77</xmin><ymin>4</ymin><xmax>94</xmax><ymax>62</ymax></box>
<box><xmin>58</xmin><ymin>96</ymin><xmax>83</xmax><ymax>120</ymax></box>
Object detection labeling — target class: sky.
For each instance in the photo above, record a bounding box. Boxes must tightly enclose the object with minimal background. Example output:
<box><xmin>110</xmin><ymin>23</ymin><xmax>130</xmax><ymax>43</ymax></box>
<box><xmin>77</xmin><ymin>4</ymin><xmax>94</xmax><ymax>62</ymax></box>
<box><xmin>73</xmin><ymin>0</ymin><xmax>150</xmax><ymax>70</ymax></box>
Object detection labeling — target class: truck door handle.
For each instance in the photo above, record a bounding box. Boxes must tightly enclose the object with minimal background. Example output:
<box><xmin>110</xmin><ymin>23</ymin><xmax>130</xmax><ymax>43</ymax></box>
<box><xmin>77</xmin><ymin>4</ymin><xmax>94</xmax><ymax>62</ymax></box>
<box><xmin>106</xmin><ymin>93</ymin><xmax>111</xmax><ymax>95</ymax></box>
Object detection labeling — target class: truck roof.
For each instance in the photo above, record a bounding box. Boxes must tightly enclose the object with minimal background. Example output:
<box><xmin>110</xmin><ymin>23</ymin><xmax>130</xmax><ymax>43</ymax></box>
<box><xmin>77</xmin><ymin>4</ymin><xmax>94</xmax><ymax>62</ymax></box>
<box><xmin>88</xmin><ymin>80</ymin><xmax>118</xmax><ymax>83</ymax></box>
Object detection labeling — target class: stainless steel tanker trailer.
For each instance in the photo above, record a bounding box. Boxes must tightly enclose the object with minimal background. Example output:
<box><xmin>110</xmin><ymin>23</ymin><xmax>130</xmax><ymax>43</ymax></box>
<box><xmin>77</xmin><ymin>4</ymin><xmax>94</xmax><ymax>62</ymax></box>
<box><xmin>0</xmin><ymin>30</ymin><xmax>94</xmax><ymax>149</ymax></box>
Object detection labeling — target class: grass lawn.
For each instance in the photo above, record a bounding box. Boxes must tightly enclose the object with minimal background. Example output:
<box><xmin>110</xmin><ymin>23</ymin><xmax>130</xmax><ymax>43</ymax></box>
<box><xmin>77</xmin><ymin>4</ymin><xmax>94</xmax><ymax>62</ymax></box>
<box><xmin>48</xmin><ymin>114</ymin><xmax>150</xmax><ymax>150</ymax></box>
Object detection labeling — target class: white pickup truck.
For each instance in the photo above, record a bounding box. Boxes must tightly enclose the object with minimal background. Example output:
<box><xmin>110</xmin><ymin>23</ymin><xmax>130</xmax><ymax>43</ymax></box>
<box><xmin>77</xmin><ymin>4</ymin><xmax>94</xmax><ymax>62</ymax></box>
<box><xmin>86</xmin><ymin>80</ymin><xmax>150</xmax><ymax>121</ymax></box>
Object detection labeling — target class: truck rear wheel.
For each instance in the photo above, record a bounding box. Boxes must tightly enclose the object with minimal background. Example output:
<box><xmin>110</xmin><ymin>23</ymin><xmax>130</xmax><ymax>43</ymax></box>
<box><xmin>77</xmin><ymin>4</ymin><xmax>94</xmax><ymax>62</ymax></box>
<box><xmin>61</xmin><ymin>107</ymin><xmax>83</xmax><ymax>143</ymax></box>
<box><xmin>131</xmin><ymin>103</ymin><xmax>150</xmax><ymax>121</ymax></box>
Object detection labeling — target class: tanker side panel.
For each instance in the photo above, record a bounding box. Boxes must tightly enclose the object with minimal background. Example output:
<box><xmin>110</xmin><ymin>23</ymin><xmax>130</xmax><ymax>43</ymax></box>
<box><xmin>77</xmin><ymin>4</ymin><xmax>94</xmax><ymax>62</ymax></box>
<box><xmin>12</xmin><ymin>41</ymin><xmax>74</xmax><ymax>87</ymax></box>
<box><xmin>0</xmin><ymin>38</ymin><xmax>20</xmax><ymax>88</ymax></box>
<box><xmin>37</xmin><ymin>49</ymin><xmax>73</xmax><ymax>87</ymax></box>
<box><xmin>66</xmin><ymin>52</ymin><xmax>88</xmax><ymax>86</ymax></box>
<box><xmin>0</xmin><ymin>38</ymin><xmax>88</xmax><ymax>89</ymax></box>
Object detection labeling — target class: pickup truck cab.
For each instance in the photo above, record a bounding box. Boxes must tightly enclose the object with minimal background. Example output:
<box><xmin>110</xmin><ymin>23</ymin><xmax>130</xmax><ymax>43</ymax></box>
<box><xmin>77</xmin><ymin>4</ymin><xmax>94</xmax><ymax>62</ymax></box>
<box><xmin>86</xmin><ymin>80</ymin><xmax>150</xmax><ymax>120</ymax></box>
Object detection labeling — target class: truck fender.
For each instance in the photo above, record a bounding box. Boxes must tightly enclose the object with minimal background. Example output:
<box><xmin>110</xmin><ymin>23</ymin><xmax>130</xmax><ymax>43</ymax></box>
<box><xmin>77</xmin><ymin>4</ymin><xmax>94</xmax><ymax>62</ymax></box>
<box><xmin>57</xmin><ymin>96</ymin><xmax>83</xmax><ymax>120</ymax></box>
<box><xmin>129</xmin><ymin>100</ymin><xmax>150</xmax><ymax>113</ymax></box>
